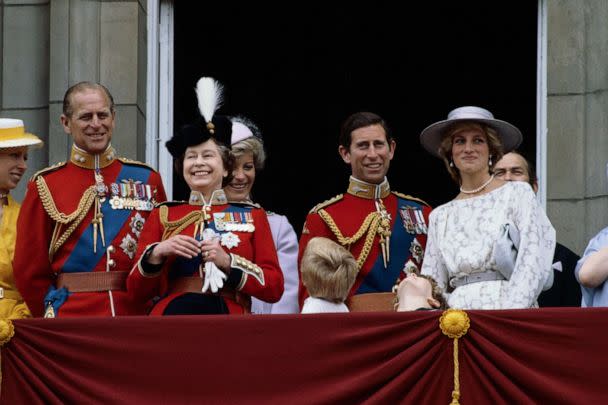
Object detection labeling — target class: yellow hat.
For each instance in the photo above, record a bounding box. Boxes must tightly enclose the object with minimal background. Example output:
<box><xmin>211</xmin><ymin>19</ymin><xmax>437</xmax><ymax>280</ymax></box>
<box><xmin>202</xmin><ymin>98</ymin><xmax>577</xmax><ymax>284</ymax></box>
<box><xmin>0</xmin><ymin>118</ymin><xmax>43</xmax><ymax>149</ymax></box>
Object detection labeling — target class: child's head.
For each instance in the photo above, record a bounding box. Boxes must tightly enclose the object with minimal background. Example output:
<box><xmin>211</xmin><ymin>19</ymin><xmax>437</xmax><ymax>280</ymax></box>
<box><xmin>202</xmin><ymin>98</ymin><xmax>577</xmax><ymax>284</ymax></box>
<box><xmin>301</xmin><ymin>237</ymin><xmax>358</xmax><ymax>303</ymax></box>
<box><xmin>396</xmin><ymin>273</ymin><xmax>447</xmax><ymax>310</ymax></box>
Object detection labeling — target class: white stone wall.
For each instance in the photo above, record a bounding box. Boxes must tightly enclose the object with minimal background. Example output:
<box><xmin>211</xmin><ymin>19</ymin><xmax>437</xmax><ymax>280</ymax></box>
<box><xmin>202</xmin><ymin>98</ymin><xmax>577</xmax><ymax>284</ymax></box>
<box><xmin>547</xmin><ymin>0</ymin><xmax>608</xmax><ymax>255</ymax></box>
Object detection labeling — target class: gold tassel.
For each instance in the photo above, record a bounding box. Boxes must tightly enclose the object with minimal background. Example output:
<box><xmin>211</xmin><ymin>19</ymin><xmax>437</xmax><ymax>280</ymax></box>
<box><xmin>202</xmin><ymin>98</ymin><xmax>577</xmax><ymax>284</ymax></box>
<box><xmin>439</xmin><ymin>309</ymin><xmax>470</xmax><ymax>405</ymax></box>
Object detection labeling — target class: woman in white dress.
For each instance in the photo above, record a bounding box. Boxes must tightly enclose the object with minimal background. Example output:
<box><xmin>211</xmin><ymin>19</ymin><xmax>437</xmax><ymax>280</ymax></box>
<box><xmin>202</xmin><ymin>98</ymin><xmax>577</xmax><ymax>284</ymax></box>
<box><xmin>419</xmin><ymin>106</ymin><xmax>555</xmax><ymax>309</ymax></box>
<box><xmin>224</xmin><ymin>116</ymin><xmax>300</xmax><ymax>314</ymax></box>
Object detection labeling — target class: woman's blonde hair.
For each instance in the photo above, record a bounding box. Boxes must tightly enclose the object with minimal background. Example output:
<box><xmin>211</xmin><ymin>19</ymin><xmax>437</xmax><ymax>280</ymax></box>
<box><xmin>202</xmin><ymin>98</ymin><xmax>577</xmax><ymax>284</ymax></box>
<box><xmin>438</xmin><ymin>122</ymin><xmax>504</xmax><ymax>184</ymax></box>
<box><xmin>231</xmin><ymin>136</ymin><xmax>266</xmax><ymax>170</ymax></box>
<box><xmin>301</xmin><ymin>237</ymin><xmax>358</xmax><ymax>303</ymax></box>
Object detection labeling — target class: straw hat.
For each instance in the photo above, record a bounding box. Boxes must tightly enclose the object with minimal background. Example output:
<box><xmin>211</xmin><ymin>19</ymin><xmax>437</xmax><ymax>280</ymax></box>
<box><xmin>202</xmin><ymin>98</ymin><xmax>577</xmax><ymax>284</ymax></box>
<box><xmin>419</xmin><ymin>106</ymin><xmax>522</xmax><ymax>158</ymax></box>
<box><xmin>0</xmin><ymin>118</ymin><xmax>42</xmax><ymax>149</ymax></box>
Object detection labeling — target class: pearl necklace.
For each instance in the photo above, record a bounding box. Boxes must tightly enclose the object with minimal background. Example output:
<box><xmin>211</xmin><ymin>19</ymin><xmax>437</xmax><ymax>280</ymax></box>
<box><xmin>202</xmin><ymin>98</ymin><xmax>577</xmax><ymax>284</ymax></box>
<box><xmin>459</xmin><ymin>175</ymin><xmax>495</xmax><ymax>194</ymax></box>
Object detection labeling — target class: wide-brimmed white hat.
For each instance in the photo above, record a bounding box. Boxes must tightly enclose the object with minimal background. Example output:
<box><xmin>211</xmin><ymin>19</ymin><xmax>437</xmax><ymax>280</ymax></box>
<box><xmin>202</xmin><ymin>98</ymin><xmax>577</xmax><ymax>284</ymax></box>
<box><xmin>0</xmin><ymin>118</ymin><xmax>42</xmax><ymax>149</ymax></box>
<box><xmin>419</xmin><ymin>106</ymin><xmax>522</xmax><ymax>158</ymax></box>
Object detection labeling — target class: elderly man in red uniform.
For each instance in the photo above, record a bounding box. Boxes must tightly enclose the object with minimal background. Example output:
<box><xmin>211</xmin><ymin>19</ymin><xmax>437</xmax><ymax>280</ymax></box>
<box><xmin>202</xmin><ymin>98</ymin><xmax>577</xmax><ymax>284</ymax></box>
<box><xmin>299</xmin><ymin>111</ymin><xmax>432</xmax><ymax>310</ymax></box>
<box><xmin>14</xmin><ymin>82</ymin><xmax>166</xmax><ymax>317</ymax></box>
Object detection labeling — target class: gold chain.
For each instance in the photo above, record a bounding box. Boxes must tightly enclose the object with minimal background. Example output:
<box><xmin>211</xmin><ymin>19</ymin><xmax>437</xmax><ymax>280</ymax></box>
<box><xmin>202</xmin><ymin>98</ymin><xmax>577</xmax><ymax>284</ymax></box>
<box><xmin>318</xmin><ymin>209</ymin><xmax>380</xmax><ymax>268</ymax></box>
<box><xmin>159</xmin><ymin>205</ymin><xmax>203</xmax><ymax>240</ymax></box>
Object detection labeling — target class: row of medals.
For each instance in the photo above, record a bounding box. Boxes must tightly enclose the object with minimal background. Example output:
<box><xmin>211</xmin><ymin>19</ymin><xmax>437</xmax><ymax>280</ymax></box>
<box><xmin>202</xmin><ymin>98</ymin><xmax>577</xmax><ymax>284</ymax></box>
<box><xmin>95</xmin><ymin>173</ymin><xmax>155</xmax><ymax>211</ymax></box>
<box><xmin>213</xmin><ymin>212</ymin><xmax>255</xmax><ymax>233</ymax></box>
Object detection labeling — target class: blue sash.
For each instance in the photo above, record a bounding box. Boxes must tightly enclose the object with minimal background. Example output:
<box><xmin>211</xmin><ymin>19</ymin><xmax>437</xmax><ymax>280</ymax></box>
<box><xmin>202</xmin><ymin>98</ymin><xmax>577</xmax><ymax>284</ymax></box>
<box><xmin>356</xmin><ymin>198</ymin><xmax>421</xmax><ymax>294</ymax></box>
<box><xmin>62</xmin><ymin>164</ymin><xmax>152</xmax><ymax>273</ymax></box>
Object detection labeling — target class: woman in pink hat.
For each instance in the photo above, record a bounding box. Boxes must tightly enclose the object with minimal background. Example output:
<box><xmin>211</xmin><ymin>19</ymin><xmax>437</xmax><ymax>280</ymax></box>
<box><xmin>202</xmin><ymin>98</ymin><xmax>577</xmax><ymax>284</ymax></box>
<box><xmin>224</xmin><ymin>116</ymin><xmax>299</xmax><ymax>314</ymax></box>
<box><xmin>0</xmin><ymin>118</ymin><xmax>42</xmax><ymax>318</ymax></box>
<box><xmin>418</xmin><ymin>106</ymin><xmax>555</xmax><ymax>309</ymax></box>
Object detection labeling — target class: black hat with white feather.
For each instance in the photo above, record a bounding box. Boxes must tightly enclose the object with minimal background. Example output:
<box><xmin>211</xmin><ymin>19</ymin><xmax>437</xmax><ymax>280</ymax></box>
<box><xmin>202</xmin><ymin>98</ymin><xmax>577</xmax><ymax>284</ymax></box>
<box><xmin>166</xmin><ymin>77</ymin><xmax>233</xmax><ymax>158</ymax></box>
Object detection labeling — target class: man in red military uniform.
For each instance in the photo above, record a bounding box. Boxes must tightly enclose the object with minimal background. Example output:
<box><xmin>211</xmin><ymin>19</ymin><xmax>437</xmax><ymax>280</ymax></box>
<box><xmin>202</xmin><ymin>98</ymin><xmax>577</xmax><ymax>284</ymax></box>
<box><xmin>13</xmin><ymin>82</ymin><xmax>166</xmax><ymax>317</ymax></box>
<box><xmin>299</xmin><ymin>111</ymin><xmax>432</xmax><ymax>309</ymax></box>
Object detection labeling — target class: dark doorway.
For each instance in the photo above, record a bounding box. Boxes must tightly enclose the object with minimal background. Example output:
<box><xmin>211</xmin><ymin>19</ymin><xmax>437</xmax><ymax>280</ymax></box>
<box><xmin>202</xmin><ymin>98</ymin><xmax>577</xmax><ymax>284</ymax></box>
<box><xmin>174</xmin><ymin>2</ymin><xmax>538</xmax><ymax>236</ymax></box>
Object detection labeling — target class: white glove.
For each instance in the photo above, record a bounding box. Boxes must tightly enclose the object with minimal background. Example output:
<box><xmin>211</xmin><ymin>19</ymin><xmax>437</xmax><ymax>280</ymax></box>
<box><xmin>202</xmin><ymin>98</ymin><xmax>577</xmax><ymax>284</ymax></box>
<box><xmin>201</xmin><ymin>228</ymin><xmax>226</xmax><ymax>293</ymax></box>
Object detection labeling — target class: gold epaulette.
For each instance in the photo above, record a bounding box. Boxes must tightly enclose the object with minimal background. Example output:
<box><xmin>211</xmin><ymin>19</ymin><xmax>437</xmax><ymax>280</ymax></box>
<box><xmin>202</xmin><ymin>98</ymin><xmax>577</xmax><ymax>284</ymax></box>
<box><xmin>30</xmin><ymin>161</ymin><xmax>66</xmax><ymax>181</ymax></box>
<box><xmin>117</xmin><ymin>157</ymin><xmax>157</xmax><ymax>171</ymax></box>
<box><xmin>228</xmin><ymin>200</ymin><xmax>261</xmax><ymax>209</ymax></box>
<box><xmin>309</xmin><ymin>194</ymin><xmax>343</xmax><ymax>214</ymax></box>
<box><xmin>392</xmin><ymin>191</ymin><xmax>430</xmax><ymax>207</ymax></box>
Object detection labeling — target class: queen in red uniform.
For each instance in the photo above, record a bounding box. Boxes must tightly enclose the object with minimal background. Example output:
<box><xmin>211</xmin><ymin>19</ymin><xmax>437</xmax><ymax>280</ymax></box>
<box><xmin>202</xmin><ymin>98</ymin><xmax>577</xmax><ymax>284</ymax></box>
<box><xmin>127</xmin><ymin>78</ymin><xmax>283</xmax><ymax>315</ymax></box>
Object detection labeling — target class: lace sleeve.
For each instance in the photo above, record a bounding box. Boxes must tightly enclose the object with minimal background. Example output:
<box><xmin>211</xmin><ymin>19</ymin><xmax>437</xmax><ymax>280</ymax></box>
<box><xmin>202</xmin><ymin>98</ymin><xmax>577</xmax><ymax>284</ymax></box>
<box><xmin>499</xmin><ymin>183</ymin><xmax>556</xmax><ymax>307</ymax></box>
<box><xmin>421</xmin><ymin>209</ymin><xmax>450</xmax><ymax>300</ymax></box>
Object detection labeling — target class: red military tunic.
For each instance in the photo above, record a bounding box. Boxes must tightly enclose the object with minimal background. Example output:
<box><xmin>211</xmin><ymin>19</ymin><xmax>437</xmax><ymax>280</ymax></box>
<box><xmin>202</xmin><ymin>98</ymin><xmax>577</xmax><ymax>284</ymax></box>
<box><xmin>13</xmin><ymin>145</ymin><xmax>166</xmax><ymax>317</ymax></box>
<box><xmin>127</xmin><ymin>189</ymin><xmax>283</xmax><ymax>315</ymax></box>
<box><xmin>299</xmin><ymin>177</ymin><xmax>432</xmax><ymax>306</ymax></box>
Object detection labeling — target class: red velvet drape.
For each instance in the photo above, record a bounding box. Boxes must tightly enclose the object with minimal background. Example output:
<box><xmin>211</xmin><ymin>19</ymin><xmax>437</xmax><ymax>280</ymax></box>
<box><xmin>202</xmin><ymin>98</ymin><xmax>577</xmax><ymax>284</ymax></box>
<box><xmin>1</xmin><ymin>308</ymin><xmax>607</xmax><ymax>404</ymax></box>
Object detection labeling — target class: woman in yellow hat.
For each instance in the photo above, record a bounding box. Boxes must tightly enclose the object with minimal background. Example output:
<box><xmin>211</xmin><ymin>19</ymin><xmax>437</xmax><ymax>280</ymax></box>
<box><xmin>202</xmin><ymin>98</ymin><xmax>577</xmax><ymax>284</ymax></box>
<box><xmin>0</xmin><ymin>118</ymin><xmax>42</xmax><ymax>318</ymax></box>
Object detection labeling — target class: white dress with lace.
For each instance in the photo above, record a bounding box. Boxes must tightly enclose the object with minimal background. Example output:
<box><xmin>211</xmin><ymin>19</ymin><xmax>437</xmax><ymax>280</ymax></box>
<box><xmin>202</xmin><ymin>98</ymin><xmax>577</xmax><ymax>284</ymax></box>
<box><xmin>420</xmin><ymin>181</ymin><xmax>555</xmax><ymax>309</ymax></box>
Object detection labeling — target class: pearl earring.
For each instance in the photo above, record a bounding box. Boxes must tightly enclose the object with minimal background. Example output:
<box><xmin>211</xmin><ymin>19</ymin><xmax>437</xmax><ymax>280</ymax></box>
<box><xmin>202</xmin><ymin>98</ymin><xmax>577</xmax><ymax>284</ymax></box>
<box><xmin>489</xmin><ymin>156</ymin><xmax>493</xmax><ymax>166</ymax></box>
<box><xmin>449</xmin><ymin>160</ymin><xmax>454</xmax><ymax>168</ymax></box>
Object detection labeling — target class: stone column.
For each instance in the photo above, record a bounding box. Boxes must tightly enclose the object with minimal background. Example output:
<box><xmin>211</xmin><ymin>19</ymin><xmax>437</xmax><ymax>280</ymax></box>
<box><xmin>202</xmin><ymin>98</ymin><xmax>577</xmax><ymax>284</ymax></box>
<box><xmin>0</xmin><ymin>0</ymin><xmax>50</xmax><ymax>200</ymax></box>
<box><xmin>547</xmin><ymin>0</ymin><xmax>608</xmax><ymax>254</ymax></box>
<box><xmin>49</xmin><ymin>0</ymin><xmax>145</xmax><ymax>165</ymax></box>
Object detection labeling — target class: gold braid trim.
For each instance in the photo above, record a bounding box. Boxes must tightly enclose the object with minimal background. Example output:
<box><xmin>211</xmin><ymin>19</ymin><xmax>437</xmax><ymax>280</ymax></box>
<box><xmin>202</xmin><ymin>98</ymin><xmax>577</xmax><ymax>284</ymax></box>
<box><xmin>0</xmin><ymin>319</ymin><xmax>15</xmax><ymax>346</ymax></box>
<box><xmin>317</xmin><ymin>209</ymin><xmax>380</xmax><ymax>269</ymax></box>
<box><xmin>36</xmin><ymin>176</ymin><xmax>97</xmax><ymax>259</ymax></box>
<box><xmin>159</xmin><ymin>205</ymin><xmax>203</xmax><ymax>240</ymax></box>
<box><xmin>36</xmin><ymin>176</ymin><xmax>96</xmax><ymax>224</ymax></box>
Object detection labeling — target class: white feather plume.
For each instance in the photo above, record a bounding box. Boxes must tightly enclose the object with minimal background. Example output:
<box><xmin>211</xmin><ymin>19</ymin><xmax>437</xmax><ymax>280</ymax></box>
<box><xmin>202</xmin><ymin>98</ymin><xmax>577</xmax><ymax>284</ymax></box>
<box><xmin>195</xmin><ymin>77</ymin><xmax>224</xmax><ymax>123</ymax></box>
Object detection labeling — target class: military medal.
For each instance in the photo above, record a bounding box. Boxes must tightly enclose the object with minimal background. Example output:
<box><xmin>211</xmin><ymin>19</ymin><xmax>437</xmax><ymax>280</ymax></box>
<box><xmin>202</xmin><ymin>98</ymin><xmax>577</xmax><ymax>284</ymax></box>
<box><xmin>130</xmin><ymin>213</ymin><xmax>146</xmax><ymax>237</ymax></box>
<box><xmin>402</xmin><ymin>259</ymin><xmax>419</xmax><ymax>275</ymax></box>
<box><xmin>409</xmin><ymin>238</ymin><xmax>424</xmax><ymax>264</ymax></box>
<box><xmin>400</xmin><ymin>206</ymin><xmax>427</xmax><ymax>234</ymax></box>
<box><xmin>223</xmin><ymin>212</ymin><xmax>255</xmax><ymax>232</ymax></box>
<box><xmin>120</xmin><ymin>233</ymin><xmax>138</xmax><ymax>259</ymax></box>
<box><xmin>220</xmin><ymin>232</ymin><xmax>240</xmax><ymax>249</ymax></box>
<box><xmin>109</xmin><ymin>179</ymin><xmax>154</xmax><ymax>211</ymax></box>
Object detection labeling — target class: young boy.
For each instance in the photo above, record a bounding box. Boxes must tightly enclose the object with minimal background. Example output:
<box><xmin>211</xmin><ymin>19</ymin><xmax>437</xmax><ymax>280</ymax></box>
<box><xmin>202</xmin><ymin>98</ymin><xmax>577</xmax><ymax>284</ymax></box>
<box><xmin>300</xmin><ymin>237</ymin><xmax>358</xmax><ymax>314</ymax></box>
<box><xmin>395</xmin><ymin>273</ymin><xmax>447</xmax><ymax>311</ymax></box>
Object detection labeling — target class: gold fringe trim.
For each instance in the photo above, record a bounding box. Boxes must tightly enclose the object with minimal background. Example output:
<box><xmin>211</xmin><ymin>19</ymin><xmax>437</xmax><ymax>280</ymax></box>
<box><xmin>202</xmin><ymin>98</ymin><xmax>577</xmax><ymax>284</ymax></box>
<box><xmin>36</xmin><ymin>176</ymin><xmax>97</xmax><ymax>260</ymax></box>
<box><xmin>440</xmin><ymin>309</ymin><xmax>470</xmax><ymax>405</ymax></box>
<box><xmin>317</xmin><ymin>209</ymin><xmax>379</xmax><ymax>269</ymax></box>
<box><xmin>0</xmin><ymin>319</ymin><xmax>14</xmax><ymax>347</ymax></box>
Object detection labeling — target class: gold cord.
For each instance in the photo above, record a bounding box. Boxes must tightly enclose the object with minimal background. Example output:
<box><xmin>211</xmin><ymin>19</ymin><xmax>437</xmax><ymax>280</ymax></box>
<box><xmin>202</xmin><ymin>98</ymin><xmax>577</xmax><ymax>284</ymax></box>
<box><xmin>159</xmin><ymin>205</ymin><xmax>203</xmax><ymax>240</ymax></box>
<box><xmin>317</xmin><ymin>209</ymin><xmax>380</xmax><ymax>269</ymax></box>
<box><xmin>37</xmin><ymin>176</ymin><xmax>97</xmax><ymax>260</ymax></box>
